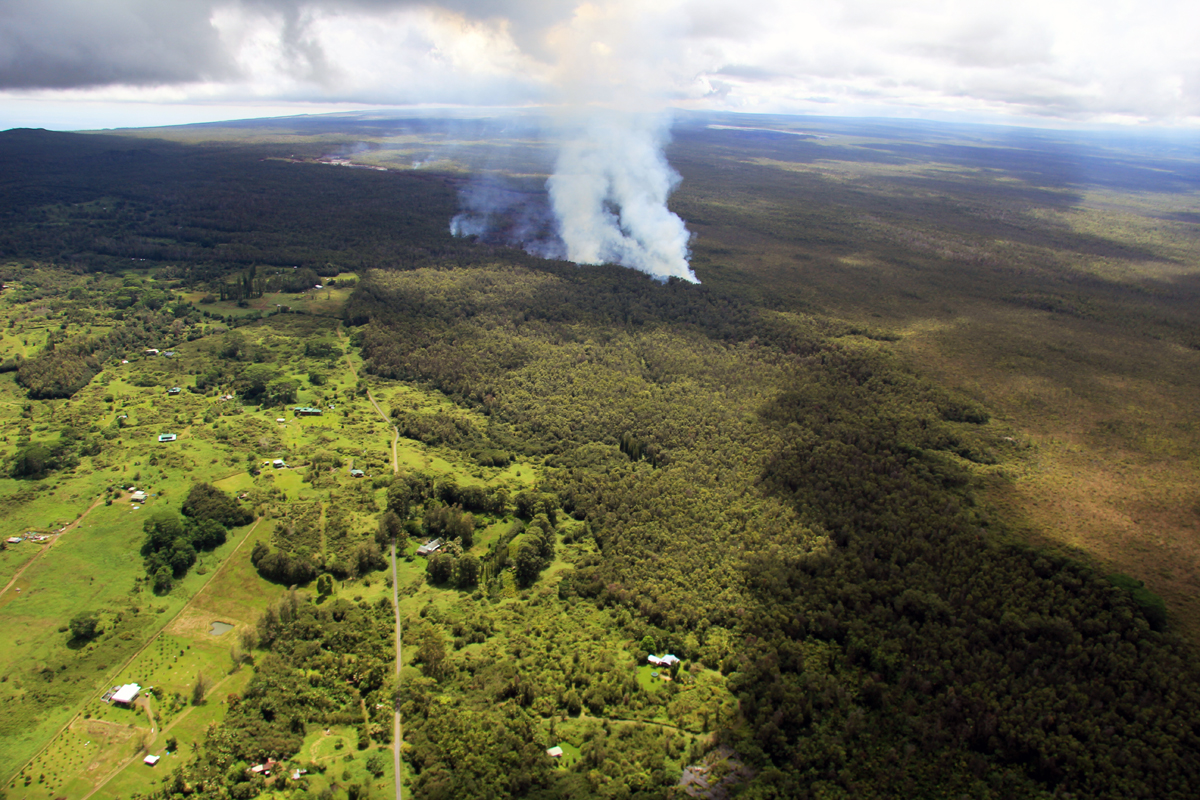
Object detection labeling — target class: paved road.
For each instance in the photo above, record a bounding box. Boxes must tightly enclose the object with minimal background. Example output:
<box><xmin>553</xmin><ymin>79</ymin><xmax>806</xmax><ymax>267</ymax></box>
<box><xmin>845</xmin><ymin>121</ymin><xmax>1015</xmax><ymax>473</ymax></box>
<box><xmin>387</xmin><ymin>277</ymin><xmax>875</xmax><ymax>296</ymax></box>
<box><xmin>391</xmin><ymin>543</ymin><xmax>403</xmax><ymax>800</ymax></box>
<box><xmin>342</xmin><ymin>326</ymin><xmax>404</xmax><ymax>800</ymax></box>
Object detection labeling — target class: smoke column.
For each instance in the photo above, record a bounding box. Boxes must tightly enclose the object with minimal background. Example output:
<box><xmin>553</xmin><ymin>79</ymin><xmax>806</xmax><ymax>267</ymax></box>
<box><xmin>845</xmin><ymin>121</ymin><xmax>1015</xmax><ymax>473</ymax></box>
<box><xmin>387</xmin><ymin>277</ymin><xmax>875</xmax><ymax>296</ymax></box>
<box><xmin>450</xmin><ymin>1</ymin><xmax>698</xmax><ymax>283</ymax></box>
<box><xmin>548</xmin><ymin>113</ymin><xmax>694</xmax><ymax>281</ymax></box>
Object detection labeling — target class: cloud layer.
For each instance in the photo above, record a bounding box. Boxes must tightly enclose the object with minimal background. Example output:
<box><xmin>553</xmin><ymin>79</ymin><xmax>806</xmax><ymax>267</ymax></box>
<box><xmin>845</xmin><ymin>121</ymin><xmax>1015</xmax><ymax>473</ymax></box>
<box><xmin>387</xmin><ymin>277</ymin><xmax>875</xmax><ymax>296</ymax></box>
<box><xmin>2</xmin><ymin>0</ymin><xmax>1198</xmax><ymax>127</ymax></box>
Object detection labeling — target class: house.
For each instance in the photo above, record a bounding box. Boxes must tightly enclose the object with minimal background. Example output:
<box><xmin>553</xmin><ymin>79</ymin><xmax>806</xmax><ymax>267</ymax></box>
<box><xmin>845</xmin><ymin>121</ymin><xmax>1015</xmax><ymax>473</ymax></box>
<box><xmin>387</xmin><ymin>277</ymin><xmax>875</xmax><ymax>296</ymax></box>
<box><xmin>272</xmin><ymin>459</ymin><xmax>286</xmax><ymax>469</ymax></box>
<box><xmin>648</xmin><ymin>654</ymin><xmax>681</xmax><ymax>667</ymax></box>
<box><xmin>158</xmin><ymin>434</ymin><xmax>177</xmax><ymax>443</ymax></box>
<box><xmin>349</xmin><ymin>469</ymin><xmax>365</xmax><ymax>478</ymax></box>
<box><xmin>143</xmin><ymin>754</ymin><xmax>160</xmax><ymax>766</ymax></box>
<box><xmin>276</xmin><ymin>418</ymin><xmax>286</xmax><ymax>423</ymax></box>
<box><xmin>167</xmin><ymin>387</ymin><xmax>181</xmax><ymax>395</ymax></box>
<box><xmin>111</xmin><ymin>683</ymin><xmax>141</xmax><ymax>706</ymax></box>
<box><xmin>293</xmin><ymin>406</ymin><xmax>323</xmax><ymax>416</ymax></box>
<box><xmin>6</xmin><ymin>536</ymin><xmax>21</xmax><ymax>544</ymax></box>
<box><xmin>547</xmin><ymin>746</ymin><xmax>564</xmax><ymax>758</ymax></box>
<box><xmin>417</xmin><ymin>538</ymin><xmax>443</xmax><ymax>557</ymax></box>
<box><xmin>144</xmin><ymin>348</ymin><xmax>160</xmax><ymax>356</ymax></box>
<box><xmin>130</xmin><ymin>490</ymin><xmax>147</xmax><ymax>503</ymax></box>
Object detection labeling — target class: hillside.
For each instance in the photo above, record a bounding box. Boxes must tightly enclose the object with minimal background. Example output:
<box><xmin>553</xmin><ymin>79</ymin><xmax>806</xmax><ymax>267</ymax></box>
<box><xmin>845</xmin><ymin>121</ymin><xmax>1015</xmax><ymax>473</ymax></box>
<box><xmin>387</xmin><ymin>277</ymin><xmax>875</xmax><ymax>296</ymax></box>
<box><xmin>0</xmin><ymin>116</ymin><xmax>1198</xmax><ymax>799</ymax></box>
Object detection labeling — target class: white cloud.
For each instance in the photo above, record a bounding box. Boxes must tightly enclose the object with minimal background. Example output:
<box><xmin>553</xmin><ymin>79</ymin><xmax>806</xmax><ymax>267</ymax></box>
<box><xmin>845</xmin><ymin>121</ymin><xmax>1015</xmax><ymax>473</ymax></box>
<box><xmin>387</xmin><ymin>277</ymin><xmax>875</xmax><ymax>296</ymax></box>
<box><xmin>1</xmin><ymin>0</ymin><xmax>1198</xmax><ymax>129</ymax></box>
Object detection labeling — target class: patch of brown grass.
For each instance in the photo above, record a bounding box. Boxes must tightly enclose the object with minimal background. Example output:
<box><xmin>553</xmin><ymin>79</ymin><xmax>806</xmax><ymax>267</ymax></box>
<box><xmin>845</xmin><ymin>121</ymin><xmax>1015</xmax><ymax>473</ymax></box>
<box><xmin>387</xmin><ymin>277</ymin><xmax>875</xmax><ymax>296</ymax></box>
<box><xmin>894</xmin><ymin>303</ymin><xmax>1200</xmax><ymax>640</ymax></box>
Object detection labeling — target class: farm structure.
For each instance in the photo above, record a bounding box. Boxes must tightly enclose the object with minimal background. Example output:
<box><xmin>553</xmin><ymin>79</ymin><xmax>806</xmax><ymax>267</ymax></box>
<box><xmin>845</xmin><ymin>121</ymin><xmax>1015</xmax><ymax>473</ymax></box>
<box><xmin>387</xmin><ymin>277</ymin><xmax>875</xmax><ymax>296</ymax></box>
<box><xmin>417</xmin><ymin>538</ymin><xmax>443</xmax><ymax>556</ymax></box>
<box><xmin>110</xmin><ymin>683</ymin><xmax>141</xmax><ymax>706</ymax></box>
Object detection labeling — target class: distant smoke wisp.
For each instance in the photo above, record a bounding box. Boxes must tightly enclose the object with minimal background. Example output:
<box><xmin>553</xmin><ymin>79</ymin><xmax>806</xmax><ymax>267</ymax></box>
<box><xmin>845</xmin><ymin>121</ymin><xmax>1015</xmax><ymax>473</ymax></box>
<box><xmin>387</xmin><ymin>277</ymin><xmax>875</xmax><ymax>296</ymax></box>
<box><xmin>450</xmin><ymin>177</ymin><xmax>566</xmax><ymax>260</ymax></box>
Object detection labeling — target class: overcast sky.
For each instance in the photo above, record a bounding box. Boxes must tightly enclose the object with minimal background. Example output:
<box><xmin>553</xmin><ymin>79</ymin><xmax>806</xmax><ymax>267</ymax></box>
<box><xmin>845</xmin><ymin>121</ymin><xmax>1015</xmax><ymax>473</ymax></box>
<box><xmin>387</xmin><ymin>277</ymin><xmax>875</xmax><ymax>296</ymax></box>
<box><xmin>1</xmin><ymin>0</ymin><xmax>1198</xmax><ymax>130</ymax></box>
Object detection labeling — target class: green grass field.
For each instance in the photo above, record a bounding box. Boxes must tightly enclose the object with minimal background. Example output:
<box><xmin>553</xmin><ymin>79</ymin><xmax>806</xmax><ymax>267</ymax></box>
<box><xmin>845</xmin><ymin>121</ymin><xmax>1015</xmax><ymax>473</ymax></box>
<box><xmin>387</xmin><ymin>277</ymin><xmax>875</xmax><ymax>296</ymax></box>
<box><xmin>0</xmin><ymin>266</ymin><xmax>577</xmax><ymax>795</ymax></box>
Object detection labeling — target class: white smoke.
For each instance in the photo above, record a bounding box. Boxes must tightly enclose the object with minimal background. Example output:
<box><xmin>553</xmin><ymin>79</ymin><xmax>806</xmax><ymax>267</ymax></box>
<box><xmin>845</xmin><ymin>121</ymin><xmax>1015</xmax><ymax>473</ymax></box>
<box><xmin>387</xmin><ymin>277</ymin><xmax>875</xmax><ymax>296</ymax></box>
<box><xmin>548</xmin><ymin>113</ymin><xmax>695</xmax><ymax>282</ymax></box>
<box><xmin>450</xmin><ymin>0</ymin><xmax>699</xmax><ymax>283</ymax></box>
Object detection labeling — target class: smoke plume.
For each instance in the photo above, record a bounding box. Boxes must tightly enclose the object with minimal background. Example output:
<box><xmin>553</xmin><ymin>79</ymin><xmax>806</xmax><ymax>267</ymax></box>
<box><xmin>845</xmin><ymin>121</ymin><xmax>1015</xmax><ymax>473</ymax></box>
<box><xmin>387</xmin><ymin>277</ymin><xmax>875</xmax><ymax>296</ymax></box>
<box><xmin>547</xmin><ymin>113</ymin><xmax>694</xmax><ymax>281</ymax></box>
<box><xmin>450</xmin><ymin>1</ymin><xmax>698</xmax><ymax>283</ymax></box>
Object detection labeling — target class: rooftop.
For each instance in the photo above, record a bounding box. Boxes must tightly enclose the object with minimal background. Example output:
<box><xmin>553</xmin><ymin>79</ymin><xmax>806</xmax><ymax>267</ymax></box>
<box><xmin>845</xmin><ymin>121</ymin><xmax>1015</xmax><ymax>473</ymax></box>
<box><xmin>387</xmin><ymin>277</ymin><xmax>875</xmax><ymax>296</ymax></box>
<box><xmin>112</xmin><ymin>683</ymin><xmax>141</xmax><ymax>704</ymax></box>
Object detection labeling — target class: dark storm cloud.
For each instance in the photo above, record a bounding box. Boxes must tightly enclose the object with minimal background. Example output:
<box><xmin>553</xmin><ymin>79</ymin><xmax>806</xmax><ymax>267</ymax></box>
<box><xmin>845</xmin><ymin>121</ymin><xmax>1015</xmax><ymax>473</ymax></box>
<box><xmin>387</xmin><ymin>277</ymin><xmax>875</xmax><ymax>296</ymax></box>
<box><xmin>0</xmin><ymin>0</ymin><xmax>581</xmax><ymax>90</ymax></box>
<box><xmin>0</xmin><ymin>0</ymin><xmax>236</xmax><ymax>88</ymax></box>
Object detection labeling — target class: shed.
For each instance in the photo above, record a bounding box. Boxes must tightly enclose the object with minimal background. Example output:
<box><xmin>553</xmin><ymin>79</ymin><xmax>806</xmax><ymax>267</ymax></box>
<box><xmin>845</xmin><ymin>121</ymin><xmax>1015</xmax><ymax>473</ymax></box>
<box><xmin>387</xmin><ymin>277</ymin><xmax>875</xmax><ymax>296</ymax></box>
<box><xmin>130</xmin><ymin>490</ymin><xmax>147</xmax><ymax>503</ymax></box>
<box><xmin>144</xmin><ymin>348</ymin><xmax>159</xmax><ymax>355</ymax></box>
<box><xmin>417</xmin><ymin>538</ymin><xmax>443</xmax><ymax>557</ymax></box>
<box><xmin>167</xmin><ymin>387</ymin><xmax>181</xmax><ymax>395</ymax></box>
<box><xmin>547</xmin><ymin>746</ymin><xmax>564</xmax><ymax>758</ymax></box>
<box><xmin>158</xmin><ymin>434</ymin><xmax>177</xmax><ymax>443</ymax></box>
<box><xmin>6</xmin><ymin>536</ymin><xmax>21</xmax><ymax>544</ymax></box>
<box><xmin>349</xmin><ymin>469</ymin><xmax>365</xmax><ymax>478</ymax></box>
<box><xmin>143</xmin><ymin>754</ymin><xmax>160</xmax><ymax>766</ymax></box>
<box><xmin>272</xmin><ymin>459</ymin><xmax>286</xmax><ymax>469</ymax></box>
<box><xmin>112</xmin><ymin>683</ymin><xmax>141</xmax><ymax>705</ymax></box>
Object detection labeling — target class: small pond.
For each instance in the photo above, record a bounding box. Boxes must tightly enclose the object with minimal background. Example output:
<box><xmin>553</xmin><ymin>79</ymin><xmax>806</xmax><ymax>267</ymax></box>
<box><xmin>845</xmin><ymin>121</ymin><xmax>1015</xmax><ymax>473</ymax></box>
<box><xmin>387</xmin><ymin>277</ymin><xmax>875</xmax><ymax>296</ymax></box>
<box><xmin>209</xmin><ymin>620</ymin><xmax>234</xmax><ymax>636</ymax></box>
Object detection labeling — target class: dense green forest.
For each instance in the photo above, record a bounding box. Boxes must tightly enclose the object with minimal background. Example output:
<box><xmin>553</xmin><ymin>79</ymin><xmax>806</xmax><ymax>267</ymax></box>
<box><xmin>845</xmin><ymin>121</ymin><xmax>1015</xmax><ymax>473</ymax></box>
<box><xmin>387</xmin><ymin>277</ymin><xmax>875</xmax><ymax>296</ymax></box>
<box><xmin>1</xmin><ymin>117</ymin><xmax>1199</xmax><ymax>799</ymax></box>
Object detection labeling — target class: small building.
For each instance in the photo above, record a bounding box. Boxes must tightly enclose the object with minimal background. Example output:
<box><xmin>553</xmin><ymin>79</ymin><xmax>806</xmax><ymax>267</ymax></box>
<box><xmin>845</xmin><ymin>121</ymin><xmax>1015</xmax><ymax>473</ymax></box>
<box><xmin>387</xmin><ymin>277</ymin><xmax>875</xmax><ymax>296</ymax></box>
<box><xmin>167</xmin><ymin>387</ymin><xmax>181</xmax><ymax>395</ymax></box>
<box><xmin>158</xmin><ymin>434</ymin><xmax>177</xmax><ymax>443</ymax></box>
<box><xmin>130</xmin><ymin>490</ymin><xmax>147</xmax><ymax>503</ymax></box>
<box><xmin>349</xmin><ymin>469</ymin><xmax>365</xmax><ymax>478</ymax></box>
<box><xmin>143</xmin><ymin>754</ymin><xmax>160</xmax><ymax>766</ymax></box>
<box><xmin>293</xmin><ymin>406</ymin><xmax>323</xmax><ymax>416</ymax></box>
<box><xmin>648</xmin><ymin>654</ymin><xmax>681</xmax><ymax>667</ymax></box>
<box><xmin>547</xmin><ymin>746</ymin><xmax>564</xmax><ymax>758</ymax></box>
<box><xmin>417</xmin><ymin>538</ymin><xmax>443</xmax><ymax>557</ymax></box>
<box><xmin>162</xmin><ymin>351</ymin><xmax>177</xmax><ymax>358</ymax></box>
<box><xmin>272</xmin><ymin>459</ymin><xmax>286</xmax><ymax>469</ymax></box>
<box><xmin>111</xmin><ymin>683</ymin><xmax>141</xmax><ymax>706</ymax></box>
<box><xmin>144</xmin><ymin>348</ymin><xmax>159</xmax><ymax>356</ymax></box>
<box><xmin>6</xmin><ymin>536</ymin><xmax>21</xmax><ymax>544</ymax></box>
<box><xmin>276</xmin><ymin>418</ymin><xmax>286</xmax><ymax>423</ymax></box>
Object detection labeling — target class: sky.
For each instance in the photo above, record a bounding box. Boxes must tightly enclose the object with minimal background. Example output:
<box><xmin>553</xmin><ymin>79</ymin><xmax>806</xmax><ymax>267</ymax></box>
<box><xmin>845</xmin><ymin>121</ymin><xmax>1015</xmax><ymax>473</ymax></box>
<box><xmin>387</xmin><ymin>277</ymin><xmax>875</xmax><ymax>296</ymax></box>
<box><xmin>1</xmin><ymin>0</ymin><xmax>1199</xmax><ymax>131</ymax></box>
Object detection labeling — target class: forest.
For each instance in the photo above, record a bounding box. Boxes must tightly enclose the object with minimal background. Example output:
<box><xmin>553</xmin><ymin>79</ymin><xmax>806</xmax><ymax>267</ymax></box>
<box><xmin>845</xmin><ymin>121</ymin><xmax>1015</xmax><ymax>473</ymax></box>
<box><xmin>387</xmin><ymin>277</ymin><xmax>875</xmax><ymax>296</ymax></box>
<box><xmin>0</xmin><ymin>114</ymin><xmax>1198</xmax><ymax>799</ymax></box>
